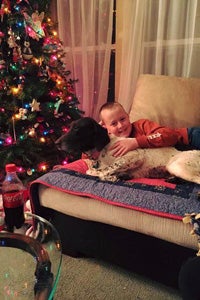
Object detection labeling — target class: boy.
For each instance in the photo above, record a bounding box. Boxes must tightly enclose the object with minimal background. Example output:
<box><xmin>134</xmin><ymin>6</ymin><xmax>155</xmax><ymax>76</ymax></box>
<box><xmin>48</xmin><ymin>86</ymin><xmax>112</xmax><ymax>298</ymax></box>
<box><xmin>99</xmin><ymin>102</ymin><xmax>200</xmax><ymax>157</ymax></box>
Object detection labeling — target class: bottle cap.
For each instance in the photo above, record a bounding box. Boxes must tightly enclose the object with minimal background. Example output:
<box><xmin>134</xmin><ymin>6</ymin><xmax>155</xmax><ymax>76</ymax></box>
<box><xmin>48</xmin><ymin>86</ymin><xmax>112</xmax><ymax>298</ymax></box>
<box><xmin>5</xmin><ymin>164</ymin><xmax>16</xmax><ymax>173</ymax></box>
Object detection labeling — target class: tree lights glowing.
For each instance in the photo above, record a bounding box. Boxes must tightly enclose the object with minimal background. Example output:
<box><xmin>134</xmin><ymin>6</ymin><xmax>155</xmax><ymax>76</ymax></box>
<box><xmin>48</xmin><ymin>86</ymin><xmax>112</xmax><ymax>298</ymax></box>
<box><xmin>0</xmin><ymin>0</ymin><xmax>84</xmax><ymax>183</ymax></box>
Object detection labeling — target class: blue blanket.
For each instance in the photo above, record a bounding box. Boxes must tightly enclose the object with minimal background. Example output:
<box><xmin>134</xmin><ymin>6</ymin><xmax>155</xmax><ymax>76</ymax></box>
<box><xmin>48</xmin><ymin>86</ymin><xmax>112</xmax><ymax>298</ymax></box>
<box><xmin>30</xmin><ymin>169</ymin><xmax>200</xmax><ymax>220</ymax></box>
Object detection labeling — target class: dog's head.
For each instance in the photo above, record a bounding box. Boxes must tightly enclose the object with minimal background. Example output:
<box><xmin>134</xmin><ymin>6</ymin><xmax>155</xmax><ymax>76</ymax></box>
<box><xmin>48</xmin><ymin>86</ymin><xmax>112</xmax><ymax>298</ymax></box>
<box><xmin>56</xmin><ymin>117</ymin><xmax>110</xmax><ymax>156</ymax></box>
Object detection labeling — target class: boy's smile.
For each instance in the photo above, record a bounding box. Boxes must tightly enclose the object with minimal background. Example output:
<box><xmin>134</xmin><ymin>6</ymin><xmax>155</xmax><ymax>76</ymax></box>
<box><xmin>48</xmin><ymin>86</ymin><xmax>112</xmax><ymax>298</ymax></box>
<box><xmin>101</xmin><ymin>106</ymin><xmax>132</xmax><ymax>137</ymax></box>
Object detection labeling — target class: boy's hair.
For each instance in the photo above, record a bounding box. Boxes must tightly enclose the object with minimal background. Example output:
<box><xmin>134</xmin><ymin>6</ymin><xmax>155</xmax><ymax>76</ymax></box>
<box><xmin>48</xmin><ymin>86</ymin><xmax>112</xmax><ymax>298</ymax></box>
<box><xmin>99</xmin><ymin>102</ymin><xmax>124</xmax><ymax>118</ymax></box>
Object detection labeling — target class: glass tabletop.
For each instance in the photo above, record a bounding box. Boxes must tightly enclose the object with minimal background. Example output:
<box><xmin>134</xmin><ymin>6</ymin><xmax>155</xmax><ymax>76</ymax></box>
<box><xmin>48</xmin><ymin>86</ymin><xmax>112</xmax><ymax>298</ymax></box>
<box><xmin>0</xmin><ymin>212</ymin><xmax>62</xmax><ymax>300</ymax></box>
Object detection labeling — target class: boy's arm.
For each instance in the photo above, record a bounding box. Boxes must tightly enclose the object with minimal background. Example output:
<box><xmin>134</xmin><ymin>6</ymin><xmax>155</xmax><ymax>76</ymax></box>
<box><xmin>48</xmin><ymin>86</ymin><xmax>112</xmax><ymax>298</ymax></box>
<box><xmin>110</xmin><ymin>119</ymin><xmax>181</xmax><ymax>157</ymax></box>
<box><xmin>134</xmin><ymin>119</ymin><xmax>180</xmax><ymax>148</ymax></box>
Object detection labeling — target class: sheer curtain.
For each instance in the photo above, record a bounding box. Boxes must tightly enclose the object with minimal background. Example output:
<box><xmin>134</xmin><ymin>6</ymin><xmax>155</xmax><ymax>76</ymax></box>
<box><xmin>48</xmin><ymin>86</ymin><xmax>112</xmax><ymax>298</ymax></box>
<box><xmin>56</xmin><ymin>0</ymin><xmax>114</xmax><ymax>120</ymax></box>
<box><xmin>117</xmin><ymin>0</ymin><xmax>200</xmax><ymax>113</ymax></box>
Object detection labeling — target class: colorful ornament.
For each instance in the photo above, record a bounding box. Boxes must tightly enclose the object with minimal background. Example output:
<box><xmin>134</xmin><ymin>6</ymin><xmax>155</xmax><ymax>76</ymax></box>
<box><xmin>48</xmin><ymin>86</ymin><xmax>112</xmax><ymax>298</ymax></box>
<box><xmin>23</xmin><ymin>10</ymin><xmax>45</xmax><ymax>40</ymax></box>
<box><xmin>28</xmin><ymin>127</ymin><xmax>35</xmax><ymax>137</ymax></box>
<box><xmin>22</xmin><ymin>41</ymin><xmax>33</xmax><ymax>60</ymax></box>
<box><xmin>34</xmin><ymin>116</ymin><xmax>50</xmax><ymax>135</ymax></box>
<box><xmin>16</xmin><ymin>0</ymin><xmax>30</xmax><ymax>5</ymax></box>
<box><xmin>54</xmin><ymin>98</ymin><xmax>64</xmax><ymax>117</ymax></box>
<box><xmin>0</xmin><ymin>32</ymin><xmax>5</xmax><ymax>70</ymax></box>
<box><xmin>38</xmin><ymin>62</ymin><xmax>50</xmax><ymax>82</ymax></box>
<box><xmin>13</xmin><ymin>47</ymin><xmax>20</xmax><ymax>62</ymax></box>
<box><xmin>30</xmin><ymin>99</ymin><xmax>40</xmax><ymax>111</ymax></box>
<box><xmin>27</xmin><ymin>168</ymin><xmax>32</xmax><ymax>176</ymax></box>
<box><xmin>43</xmin><ymin>43</ymin><xmax>58</xmax><ymax>54</ymax></box>
<box><xmin>0</xmin><ymin>79</ymin><xmax>6</xmax><ymax>90</ymax></box>
<box><xmin>18</xmin><ymin>108</ymin><xmax>28</xmax><ymax>120</ymax></box>
<box><xmin>43</xmin><ymin>36</ymin><xmax>62</xmax><ymax>54</ymax></box>
<box><xmin>7</xmin><ymin>28</ymin><xmax>17</xmax><ymax>48</ymax></box>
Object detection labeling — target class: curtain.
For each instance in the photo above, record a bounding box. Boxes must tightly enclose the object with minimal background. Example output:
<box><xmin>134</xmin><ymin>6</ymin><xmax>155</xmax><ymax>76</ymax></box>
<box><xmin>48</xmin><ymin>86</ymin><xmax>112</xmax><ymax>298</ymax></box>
<box><xmin>56</xmin><ymin>0</ymin><xmax>114</xmax><ymax>120</ymax></box>
<box><xmin>117</xmin><ymin>0</ymin><xmax>199</xmax><ymax>113</ymax></box>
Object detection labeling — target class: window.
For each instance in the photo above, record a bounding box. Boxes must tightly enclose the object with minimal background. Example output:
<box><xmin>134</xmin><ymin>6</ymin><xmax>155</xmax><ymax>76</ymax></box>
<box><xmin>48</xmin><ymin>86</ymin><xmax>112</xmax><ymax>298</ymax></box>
<box><xmin>107</xmin><ymin>0</ymin><xmax>116</xmax><ymax>102</ymax></box>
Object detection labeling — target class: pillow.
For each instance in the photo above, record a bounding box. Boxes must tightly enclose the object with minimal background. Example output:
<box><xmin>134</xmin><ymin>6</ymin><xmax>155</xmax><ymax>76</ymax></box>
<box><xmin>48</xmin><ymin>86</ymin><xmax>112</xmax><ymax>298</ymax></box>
<box><xmin>59</xmin><ymin>159</ymin><xmax>89</xmax><ymax>174</ymax></box>
<box><xmin>130</xmin><ymin>74</ymin><xmax>200</xmax><ymax>128</ymax></box>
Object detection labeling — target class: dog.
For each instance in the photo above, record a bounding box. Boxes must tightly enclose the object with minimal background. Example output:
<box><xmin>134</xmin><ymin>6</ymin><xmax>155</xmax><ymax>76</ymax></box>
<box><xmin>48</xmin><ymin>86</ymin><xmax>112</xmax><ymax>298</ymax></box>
<box><xmin>57</xmin><ymin>117</ymin><xmax>200</xmax><ymax>184</ymax></box>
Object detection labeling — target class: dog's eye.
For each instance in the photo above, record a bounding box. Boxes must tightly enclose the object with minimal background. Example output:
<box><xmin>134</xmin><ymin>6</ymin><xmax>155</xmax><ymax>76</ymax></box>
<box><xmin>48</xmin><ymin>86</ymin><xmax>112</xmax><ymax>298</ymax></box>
<box><xmin>72</xmin><ymin>125</ymin><xmax>79</xmax><ymax>132</ymax></box>
<box><xmin>83</xmin><ymin>149</ymin><xmax>99</xmax><ymax>160</ymax></box>
<box><xmin>83</xmin><ymin>150</ymin><xmax>92</xmax><ymax>157</ymax></box>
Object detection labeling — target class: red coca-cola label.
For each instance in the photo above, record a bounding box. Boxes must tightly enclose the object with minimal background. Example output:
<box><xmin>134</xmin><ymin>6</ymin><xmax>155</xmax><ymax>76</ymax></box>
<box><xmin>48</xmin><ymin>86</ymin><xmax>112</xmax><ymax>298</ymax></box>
<box><xmin>3</xmin><ymin>191</ymin><xmax>24</xmax><ymax>208</ymax></box>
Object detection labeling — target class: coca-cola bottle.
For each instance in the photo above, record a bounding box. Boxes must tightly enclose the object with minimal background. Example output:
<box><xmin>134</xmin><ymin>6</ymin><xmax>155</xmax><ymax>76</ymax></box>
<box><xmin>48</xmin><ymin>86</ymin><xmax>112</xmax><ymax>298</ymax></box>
<box><xmin>2</xmin><ymin>164</ymin><xmax>25</xmax><ymax>232</ymax></box>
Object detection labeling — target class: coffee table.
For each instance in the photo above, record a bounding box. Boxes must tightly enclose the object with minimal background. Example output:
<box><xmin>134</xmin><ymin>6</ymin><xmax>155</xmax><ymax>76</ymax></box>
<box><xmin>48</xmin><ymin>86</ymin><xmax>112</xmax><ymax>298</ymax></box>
<box><xmin>0</xmin><ymin>212</ymin><xmax>62</xmax><ymax>300</ymax></box>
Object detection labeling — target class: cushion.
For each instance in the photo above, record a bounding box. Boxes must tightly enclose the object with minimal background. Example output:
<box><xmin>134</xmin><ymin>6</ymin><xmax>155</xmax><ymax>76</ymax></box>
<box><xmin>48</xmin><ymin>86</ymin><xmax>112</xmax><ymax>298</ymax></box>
<box><xmin>56</xmin><ymin>159</ymin><xmax>88</xmax><ymax>174</ymax></box>
<box><xmin>130</xmin><ymin>74</ymin><xmax>200</xmax><ymax>128</ymax></box>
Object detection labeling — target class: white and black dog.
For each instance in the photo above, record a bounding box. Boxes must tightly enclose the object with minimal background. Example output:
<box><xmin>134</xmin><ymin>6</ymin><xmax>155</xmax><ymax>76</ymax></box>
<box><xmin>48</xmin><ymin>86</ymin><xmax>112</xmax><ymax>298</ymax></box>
<box><xmin>57</xmin><ymin>117</ymin><xmax>200</xmax><ymax>184</ymax></box>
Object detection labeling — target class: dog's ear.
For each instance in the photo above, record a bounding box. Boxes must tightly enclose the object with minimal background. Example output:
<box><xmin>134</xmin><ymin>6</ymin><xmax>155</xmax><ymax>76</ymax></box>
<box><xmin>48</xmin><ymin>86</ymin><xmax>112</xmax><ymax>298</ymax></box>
<box><xmin>71</xmin><ymin>117</ymin><xmax>110</xmax><ymax>151</ymax></box>
<box><xmin>93</xmin><ymin>122</ymin><xmax>110</xmax><ymax>151</ymax></box>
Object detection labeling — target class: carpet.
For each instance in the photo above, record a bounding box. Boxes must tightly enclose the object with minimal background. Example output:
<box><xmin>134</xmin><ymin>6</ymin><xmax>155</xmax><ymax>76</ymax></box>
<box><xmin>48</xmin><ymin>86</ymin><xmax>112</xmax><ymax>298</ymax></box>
<box><xmin>0</xmin><ymin>242</ymin><xmax>182</xmax><ymax>299</ymax></box>
<box><xmin>54</xmin><ymin>255</ymin><xmax>182</xmax><ymax>300</ymax></box>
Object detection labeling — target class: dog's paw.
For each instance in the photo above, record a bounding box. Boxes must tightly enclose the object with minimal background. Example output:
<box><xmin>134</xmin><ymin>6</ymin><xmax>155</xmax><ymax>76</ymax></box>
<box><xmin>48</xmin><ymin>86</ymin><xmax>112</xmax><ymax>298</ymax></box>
<box><xmin>117</xmin><ymin>173</ymin><xmax>132</xmax><ymax>181</ymax></box>
<box><xmin>99</xmin><ymin>175</ymin><xmax>118</xmax><ymax>182</ymax></box>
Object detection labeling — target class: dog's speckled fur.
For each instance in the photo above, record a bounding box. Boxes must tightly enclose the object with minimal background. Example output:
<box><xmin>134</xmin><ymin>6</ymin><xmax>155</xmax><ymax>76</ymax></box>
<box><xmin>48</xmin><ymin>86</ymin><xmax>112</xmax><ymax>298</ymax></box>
<box><xmin>85</xmin><ymin>135</ymin><xmax>176</xmax><ymax>181</ymax></box>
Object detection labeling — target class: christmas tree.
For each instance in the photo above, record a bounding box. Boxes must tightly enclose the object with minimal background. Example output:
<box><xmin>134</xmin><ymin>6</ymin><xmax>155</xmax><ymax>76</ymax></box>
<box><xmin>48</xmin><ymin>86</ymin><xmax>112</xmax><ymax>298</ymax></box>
<box><xmin>0</xmin><ymin>0</ymin><xmax>84</xmax><ymax>184</ymax></box>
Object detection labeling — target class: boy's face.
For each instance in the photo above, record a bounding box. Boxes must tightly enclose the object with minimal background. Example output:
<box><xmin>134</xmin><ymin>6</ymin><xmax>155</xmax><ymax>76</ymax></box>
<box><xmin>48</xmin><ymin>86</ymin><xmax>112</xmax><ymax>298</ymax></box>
<box><xmin>101</xmin><ymin>106</ymin><xmax>132</xmax><ymax>137</ymax></box>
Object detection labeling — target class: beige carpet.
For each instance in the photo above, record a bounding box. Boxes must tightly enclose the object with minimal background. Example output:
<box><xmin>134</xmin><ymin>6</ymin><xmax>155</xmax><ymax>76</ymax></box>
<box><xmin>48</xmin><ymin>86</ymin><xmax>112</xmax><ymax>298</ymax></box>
<box><xmin>54</xmin><ymin>255</ymin><xmax>182</xmax><ymax>300</ymax></box>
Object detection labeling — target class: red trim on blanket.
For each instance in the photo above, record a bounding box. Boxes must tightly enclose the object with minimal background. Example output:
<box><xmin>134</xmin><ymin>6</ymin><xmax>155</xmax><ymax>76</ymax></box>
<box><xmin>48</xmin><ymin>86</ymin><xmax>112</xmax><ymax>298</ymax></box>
<box><xmin>127</xmin><ymin>178</ymin><xmax>176</xmax><ymax>189</ymax></box>
<box><xmin>33</xmin><ymin>179</ymin><xmax>182</xmax><ymax>221</ymax></box>
<box><xmin>60</xmin><ymin>160</ymin><xmax>176</xmax><ymax>189</ymax></box>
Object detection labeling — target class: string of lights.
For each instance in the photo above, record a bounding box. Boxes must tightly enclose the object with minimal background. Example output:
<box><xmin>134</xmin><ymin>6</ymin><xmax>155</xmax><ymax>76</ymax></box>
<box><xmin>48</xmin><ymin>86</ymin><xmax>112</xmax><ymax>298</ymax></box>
<box><xmin>0</xmin><ymin>0</ymin><xmax>84</xmax><ymax>184</ymax></box>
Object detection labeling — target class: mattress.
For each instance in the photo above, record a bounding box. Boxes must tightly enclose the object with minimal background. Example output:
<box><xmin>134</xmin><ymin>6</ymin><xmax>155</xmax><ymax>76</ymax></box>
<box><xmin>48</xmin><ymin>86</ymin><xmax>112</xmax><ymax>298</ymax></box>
<box><xmin>30</xmin><ymin>168</ymin><xmax>200</xmax><ymax>250</ymax></box>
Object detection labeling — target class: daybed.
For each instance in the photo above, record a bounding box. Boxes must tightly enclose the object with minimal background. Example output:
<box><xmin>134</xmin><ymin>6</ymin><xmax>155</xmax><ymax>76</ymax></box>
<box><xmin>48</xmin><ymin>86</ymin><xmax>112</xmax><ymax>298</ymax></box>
<box><xmin>30</xmin><ymin>74</ymin><xmax>200</xmax><ymax>287</ymax></box>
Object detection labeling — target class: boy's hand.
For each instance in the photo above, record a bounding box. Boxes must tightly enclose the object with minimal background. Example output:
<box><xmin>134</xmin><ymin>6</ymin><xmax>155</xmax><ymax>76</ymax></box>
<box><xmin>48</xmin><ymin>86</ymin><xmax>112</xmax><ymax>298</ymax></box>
<box><xmin>109</xmin><ymin>138</ymin><xmax>139</xmax><ymax>157</ymax></box>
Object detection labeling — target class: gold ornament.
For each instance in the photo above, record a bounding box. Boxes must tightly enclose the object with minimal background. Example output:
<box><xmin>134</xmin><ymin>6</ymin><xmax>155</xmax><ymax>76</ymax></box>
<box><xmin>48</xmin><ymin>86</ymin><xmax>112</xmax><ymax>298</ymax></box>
<box><xmin>30</xmin><ymin>99</ymin><xmax>40</xmax><ymax>111</ymax></box>
<box><xmin>27</xmin><ymin>168</ymin><xmax>33</xmax><ymax>176</ymax></box>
